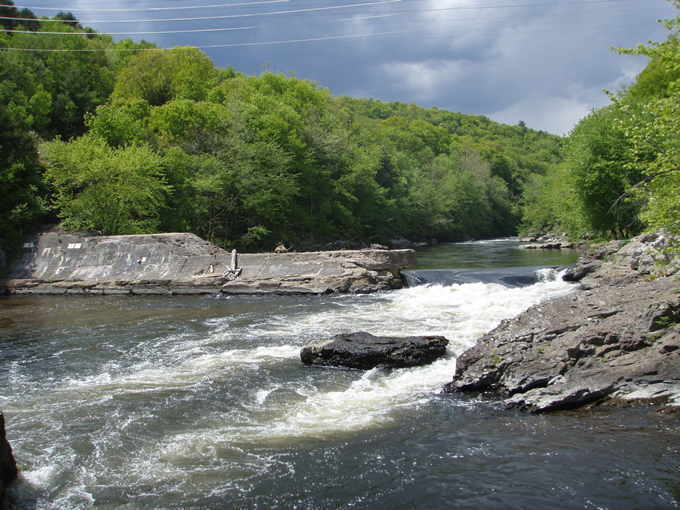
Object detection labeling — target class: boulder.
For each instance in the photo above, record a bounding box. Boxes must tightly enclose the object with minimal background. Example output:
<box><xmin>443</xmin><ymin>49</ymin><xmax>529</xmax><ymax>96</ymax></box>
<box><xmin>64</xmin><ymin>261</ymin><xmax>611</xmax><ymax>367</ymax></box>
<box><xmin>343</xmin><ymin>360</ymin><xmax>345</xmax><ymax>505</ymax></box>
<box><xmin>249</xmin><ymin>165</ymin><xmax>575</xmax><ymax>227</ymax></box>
<box><xmin>300</xmin><ymin>332</ymin><xmax>448</xmax><ymax>369</ymax></box>
<box><xmin>0</xmin><ymin>412</ymin><xmax>18</xmax><ymax>505</ymax></box>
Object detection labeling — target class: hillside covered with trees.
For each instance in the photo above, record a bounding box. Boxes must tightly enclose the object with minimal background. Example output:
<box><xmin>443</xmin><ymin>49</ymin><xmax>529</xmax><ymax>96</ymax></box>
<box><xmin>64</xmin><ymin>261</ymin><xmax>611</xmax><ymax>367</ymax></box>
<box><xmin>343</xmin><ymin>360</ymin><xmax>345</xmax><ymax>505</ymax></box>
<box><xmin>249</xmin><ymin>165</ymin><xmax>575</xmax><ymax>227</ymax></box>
<box><xmin>4</xmin><ymin>0</ymin><xmax>680</xmax><ymax>253</ymax></box>
<box><xmin>0</xmin><ymin>0</ymin><xmax>565</xmax><ymax>253</ymax></box>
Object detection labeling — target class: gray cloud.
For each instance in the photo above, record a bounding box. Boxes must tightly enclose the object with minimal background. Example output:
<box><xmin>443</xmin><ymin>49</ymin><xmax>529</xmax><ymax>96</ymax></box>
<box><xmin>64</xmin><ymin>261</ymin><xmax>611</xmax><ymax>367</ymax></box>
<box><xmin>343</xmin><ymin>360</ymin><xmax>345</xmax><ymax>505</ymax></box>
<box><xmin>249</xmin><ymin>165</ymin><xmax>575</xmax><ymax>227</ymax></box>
<box><xmin>23</xmin><ymin>0</ymin><xmax>680</xmax><ymax>134</ymax></box>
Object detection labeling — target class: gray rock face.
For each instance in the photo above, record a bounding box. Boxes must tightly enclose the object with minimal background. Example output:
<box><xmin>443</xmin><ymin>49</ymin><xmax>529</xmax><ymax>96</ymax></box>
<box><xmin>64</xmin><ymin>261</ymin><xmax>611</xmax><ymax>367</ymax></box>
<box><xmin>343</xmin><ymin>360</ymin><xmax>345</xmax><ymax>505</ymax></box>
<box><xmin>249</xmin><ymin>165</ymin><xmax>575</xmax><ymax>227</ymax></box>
<box><xmin>0</xmin><ymin>412</ymin><xmax>18</xmax><ymax>505</ymax></box>
<box><xmin>518</xmin><ymin>233</ymin><xmax>578</xmax><ymax>250</ymax></box>
<box><xmin>301</xmin><ymin>332</ymin><xmax>449</xmax><ymax>369</ymax></box>
<box><xmin>445</xmin><ymin>233</ymin><xmax>680</xmax><ymax>413</ymax></box>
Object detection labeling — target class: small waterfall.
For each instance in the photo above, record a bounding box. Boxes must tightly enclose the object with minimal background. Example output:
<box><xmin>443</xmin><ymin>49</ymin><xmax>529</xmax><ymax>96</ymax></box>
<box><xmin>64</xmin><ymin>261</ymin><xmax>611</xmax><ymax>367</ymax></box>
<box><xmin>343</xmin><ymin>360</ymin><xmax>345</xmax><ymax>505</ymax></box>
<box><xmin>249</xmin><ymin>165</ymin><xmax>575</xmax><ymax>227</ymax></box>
<box><xmin>403</xmin><ymin>266</ymin><xmax>567</xmax><ymax>289</ymax></box>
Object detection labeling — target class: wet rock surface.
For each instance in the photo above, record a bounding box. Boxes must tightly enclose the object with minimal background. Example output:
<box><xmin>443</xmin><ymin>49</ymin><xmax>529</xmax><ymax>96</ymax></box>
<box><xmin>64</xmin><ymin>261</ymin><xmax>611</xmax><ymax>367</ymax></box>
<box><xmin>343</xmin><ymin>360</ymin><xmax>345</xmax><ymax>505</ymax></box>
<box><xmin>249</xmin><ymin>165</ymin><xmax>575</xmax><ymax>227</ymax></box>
<box><xmin>446</xmin><ymin>232</ymin><xmax>680</xmax><ymax>413</ymax></box>
<box><xmin>518</xmin><ymin>233</ymin><xmax>580</xmax><ymax>250</ymax></box>
<box><xmin>301</xmin><ymin>332</ymin><xmax>449</xmax><ymax>369</ymax></box>
<box><xmin>0</xmin><ymin>412</ymin><xmax>18</xmax><ymax>505</ymax></box>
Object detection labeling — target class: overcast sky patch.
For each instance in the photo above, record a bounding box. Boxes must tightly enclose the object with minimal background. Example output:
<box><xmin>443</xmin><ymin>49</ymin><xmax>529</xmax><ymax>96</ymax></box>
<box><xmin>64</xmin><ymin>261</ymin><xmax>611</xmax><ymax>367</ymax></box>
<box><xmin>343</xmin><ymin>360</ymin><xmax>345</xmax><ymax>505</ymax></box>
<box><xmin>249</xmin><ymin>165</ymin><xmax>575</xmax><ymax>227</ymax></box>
<box><xmin>13</xmin><ymin>0</ymin><xmax>680</xmax><ymax>134</ymax></box>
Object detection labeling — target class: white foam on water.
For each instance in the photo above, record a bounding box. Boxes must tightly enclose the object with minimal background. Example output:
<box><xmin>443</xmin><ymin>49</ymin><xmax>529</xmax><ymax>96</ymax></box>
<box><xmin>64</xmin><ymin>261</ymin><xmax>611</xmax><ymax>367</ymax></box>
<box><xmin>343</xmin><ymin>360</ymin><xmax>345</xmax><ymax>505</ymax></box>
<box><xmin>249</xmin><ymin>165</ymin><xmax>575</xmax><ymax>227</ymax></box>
<box><xmin>114</xmin><ymin>275</ymin><xmax>579</xmax><ymax>487</ymax></box>
<box><xmin>21</xmin><ymin>464</ymin><xmax>59</xmax><ymax>489</ymax></box>
<box><xmin>58</xmin><ymin>344</ymin><xmax>301</xmax><ymax>397</ymax></box>
<box><xmin>5</xmin><ymin>274</ymin><xmax>579</xmax><ymax>507</ymax></box>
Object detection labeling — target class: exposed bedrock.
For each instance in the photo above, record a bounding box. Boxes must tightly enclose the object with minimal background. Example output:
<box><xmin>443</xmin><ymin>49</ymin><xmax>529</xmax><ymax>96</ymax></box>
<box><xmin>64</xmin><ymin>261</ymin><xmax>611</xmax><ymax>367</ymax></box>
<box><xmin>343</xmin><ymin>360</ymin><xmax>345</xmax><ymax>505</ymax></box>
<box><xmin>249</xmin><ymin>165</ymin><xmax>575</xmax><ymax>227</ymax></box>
<box><xmin>300</xmin><ymin>332</ymin><xmax>449</xmax><ymax>369</ymax></box>
<box><xmin>0</xmin><ymin>412</ymin><xmax>18</xmax><ymax>506</ymax></box>
<box><xmin>446</xmin><ymin>232</ymin><xmax>680</xmax><ymax>413</ymax></box>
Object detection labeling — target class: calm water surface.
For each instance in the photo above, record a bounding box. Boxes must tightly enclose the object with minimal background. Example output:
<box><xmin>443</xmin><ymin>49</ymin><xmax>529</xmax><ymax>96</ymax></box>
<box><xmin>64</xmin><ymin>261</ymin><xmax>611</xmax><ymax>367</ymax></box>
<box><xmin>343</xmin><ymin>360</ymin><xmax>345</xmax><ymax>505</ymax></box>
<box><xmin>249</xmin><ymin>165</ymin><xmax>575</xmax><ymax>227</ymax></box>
<box><xmin>1</xmin><ymin>239</ymin><xmax>678</xmax><ymax>509</ymax></box>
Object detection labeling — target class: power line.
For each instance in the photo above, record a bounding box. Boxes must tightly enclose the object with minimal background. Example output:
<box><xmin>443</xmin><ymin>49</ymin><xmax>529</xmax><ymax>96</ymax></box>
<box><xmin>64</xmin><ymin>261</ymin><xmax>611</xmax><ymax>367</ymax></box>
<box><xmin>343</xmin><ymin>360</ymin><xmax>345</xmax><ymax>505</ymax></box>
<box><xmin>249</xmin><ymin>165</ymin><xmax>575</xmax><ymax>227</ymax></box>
<box><xmin>0</xmin><ymin>0</ymin><xmax>657</xmax><ymax>26</ymax></box>
<box><xmin>0</xmin><ymin>19</ymin><xmax>663</xmax><ymax>52</ymax></box>
<box><xmin>0</xmin><ymin>26</ymin><xmax>258</xmax><ymax>35</ymax></box>
<box><xmin>2</xmin><ymin>0</ymin><xmax>401</xmax><ymax>13</ymax></box>
<box><xmin>1</xmin><ymin>0</ymin><xmax>296</xmax><ymax>12</ymax></box>
<box><xmin>0</xmin><ymin>4</ymin><xmax>666</xmax><ymax>37</ymax></box>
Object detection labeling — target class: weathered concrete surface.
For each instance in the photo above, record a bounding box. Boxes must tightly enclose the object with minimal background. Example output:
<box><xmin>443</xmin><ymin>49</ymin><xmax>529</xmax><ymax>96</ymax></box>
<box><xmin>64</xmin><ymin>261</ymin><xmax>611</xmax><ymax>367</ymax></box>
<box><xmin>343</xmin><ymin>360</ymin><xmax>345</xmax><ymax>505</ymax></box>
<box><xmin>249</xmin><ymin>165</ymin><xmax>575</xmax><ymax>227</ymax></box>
<box><xmin>0</xmin><ymin>412</ymin><xmax>18</xmax><ymax>506</ymax></box>
<box><xmin>445</xmin><ymin>232</ymin><xmax>680</xmax><ymax>413</ymax></box>
<box><xmin>301</xmin><ymin>332</ymin><xmax>449</xmax><ymax>369</ymax></box>
<box><xmin>3</xmin><ymin>231</ymin><xmax>416</xmax><ymax>295</ymax></box>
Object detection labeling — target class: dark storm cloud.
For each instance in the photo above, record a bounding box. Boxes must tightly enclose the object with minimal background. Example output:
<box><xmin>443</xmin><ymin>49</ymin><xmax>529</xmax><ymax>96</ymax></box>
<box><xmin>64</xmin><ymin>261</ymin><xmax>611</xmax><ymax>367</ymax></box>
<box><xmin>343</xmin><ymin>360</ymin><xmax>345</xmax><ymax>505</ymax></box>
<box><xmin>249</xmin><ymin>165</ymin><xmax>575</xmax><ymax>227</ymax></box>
<box><xmin>18</xmin><ymin>0</ymin><xmax>680</xmax><ymax>134</ymax></box>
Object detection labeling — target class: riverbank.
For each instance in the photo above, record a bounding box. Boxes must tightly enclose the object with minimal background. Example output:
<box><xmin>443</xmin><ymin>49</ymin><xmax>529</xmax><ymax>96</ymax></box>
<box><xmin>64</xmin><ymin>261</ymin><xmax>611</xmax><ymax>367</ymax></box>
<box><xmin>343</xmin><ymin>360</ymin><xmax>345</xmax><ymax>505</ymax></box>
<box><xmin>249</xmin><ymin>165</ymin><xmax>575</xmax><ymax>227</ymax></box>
<box><xmin>1</xmin><ymin>230</ymin><xmax>416</xmax><ymax>296</ymax></box>
<box><xmin>446</xmin><ymin>232</ymin><xmax>680</xmax><ymax>412</ymax></box>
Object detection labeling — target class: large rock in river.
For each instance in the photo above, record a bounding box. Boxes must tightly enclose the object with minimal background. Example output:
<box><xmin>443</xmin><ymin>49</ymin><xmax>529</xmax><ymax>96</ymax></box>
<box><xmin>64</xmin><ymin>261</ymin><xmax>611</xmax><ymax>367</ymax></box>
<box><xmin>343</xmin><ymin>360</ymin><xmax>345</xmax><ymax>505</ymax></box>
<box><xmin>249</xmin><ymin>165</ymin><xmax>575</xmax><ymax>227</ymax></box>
<box><xmin>300</xmin><ymin>332</ymin><xmax>448</xmax><ymax>369</ymax></box>
<box><xmin>0</xmin><ymin>412</ymin><xmax>18</xmax><ymax>505</ymax></box>
<box><xmin>445</xmin><ymin>233</ymin><xmax>680</xmax><ymax>413</ymax></box>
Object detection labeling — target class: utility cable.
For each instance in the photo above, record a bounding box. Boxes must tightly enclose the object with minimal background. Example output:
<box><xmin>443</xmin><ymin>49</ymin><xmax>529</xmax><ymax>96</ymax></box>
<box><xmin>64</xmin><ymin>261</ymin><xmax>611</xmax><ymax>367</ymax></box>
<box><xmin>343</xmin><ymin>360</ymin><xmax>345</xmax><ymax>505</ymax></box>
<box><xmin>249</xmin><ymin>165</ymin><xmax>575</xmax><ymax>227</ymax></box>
<box><xmin>0</xmin><ymin>0</ymin><xmax>661</xmax><ymax>26</ymax></box>
<box><xmin>0</xmin><ymin>20</ymin><xmax>663</xmax><ymax>52</ymax></box>
<box><xmin>0</xmin><ymin>5</ymin><xmax>667</xmax><ymax>37</ymax></box>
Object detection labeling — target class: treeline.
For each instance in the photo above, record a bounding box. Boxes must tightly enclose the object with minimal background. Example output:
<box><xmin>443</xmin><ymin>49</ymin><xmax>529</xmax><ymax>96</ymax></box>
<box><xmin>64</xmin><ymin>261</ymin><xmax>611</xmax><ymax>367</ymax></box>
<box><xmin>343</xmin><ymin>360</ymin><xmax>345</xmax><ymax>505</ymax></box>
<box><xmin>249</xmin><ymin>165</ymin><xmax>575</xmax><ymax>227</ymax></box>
<box><xmin>0</xmin><ymin>0</ymin><xmax>602</xmax><ymax>253</ymax></box>
<box><xmin>521</xmin><ymin>0</ymin><xmax>680</xmax><ymax>241</ymax></box>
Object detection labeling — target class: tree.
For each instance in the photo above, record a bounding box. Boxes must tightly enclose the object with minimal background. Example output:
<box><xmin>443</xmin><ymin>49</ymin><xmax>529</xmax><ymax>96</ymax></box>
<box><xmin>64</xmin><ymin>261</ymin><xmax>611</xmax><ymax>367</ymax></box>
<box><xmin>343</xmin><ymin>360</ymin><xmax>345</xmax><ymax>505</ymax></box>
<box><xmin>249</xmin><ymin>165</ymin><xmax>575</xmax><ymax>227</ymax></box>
<box><xmin>0</xmin><ymin>99</ymin><xmax>46</xmax><ymax>251</ymax></box>
<box><xmin>111</xmin><ymin>47</ymin><xmax>218</xmax><ymax>106</ymax></box>
<box><xmin>45</xmin><ymin>136</ymin><xmax>171</xmax><ymax>235</ymax></box>
<box><xmin>111</xmin><ymin>51</ymin><xmax>173</xmax><ymax>106</ymax></box>
<box><xmin>563</xmin><ymin>107</ymin><xmax>642</xmax><ymax>238</ymax></box>
<box><xmin>613</xmin><ymin>0</ymin><xmax>680</xmax><ymax>234</ymax></box>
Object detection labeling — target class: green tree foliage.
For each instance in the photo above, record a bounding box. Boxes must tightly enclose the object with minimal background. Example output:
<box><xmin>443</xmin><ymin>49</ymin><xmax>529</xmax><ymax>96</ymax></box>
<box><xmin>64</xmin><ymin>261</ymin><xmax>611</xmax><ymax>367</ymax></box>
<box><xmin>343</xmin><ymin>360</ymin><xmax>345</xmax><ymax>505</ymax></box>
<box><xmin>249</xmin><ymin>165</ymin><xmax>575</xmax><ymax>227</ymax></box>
<box><xmin>521</xmin><ymin>0</ymin><xmax>680</xmax><ymax>239</ymax></box>
<box><xmin>63</xmin><ymin>58</ymin><xmax>562</xmax><ymax>248</ymax></box>
<box><xmin>1</xmin><ymin>11</ymin><xmax>569</xmax><ymax>250</ymax></box>
<box><xmin>612</xmin><ymin>0</ymin><xmax>680</xmax><ymax>234</ymax></box>
<box><xmin>562</xmin><ymin>108</ymin><xmax>642</xmax><ymax>238</ymax></box>
<box><xmin>45</xmin><ymin>136</ymin><xmax>171</xmax><ymax>235</ymax></box>
<box><xmin>0</xmin><ymin>10</ymin><xmax>118</xmax><ymax>139</ymax></box>
<box><xmin>0</xmin><ymin>94</ymin><xmax>46</xmax><ymax>251</ymax></box>
<box><xmin>111</xmin><ymin>47</ymin><xmax>218</xmax><ymax>106</ymax></box>
<box><xmin>0</xmin><ymin>0</ymin><xmax>39</xmax><ymax>32</ymax></box>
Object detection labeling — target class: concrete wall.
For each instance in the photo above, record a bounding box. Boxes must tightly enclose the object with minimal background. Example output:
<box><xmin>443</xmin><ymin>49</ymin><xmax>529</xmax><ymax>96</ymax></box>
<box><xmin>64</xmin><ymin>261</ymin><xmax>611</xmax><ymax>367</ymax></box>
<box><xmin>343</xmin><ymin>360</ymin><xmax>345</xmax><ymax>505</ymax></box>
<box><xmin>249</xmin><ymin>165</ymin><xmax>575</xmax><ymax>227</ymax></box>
<box><xmin>3</xmin><ymin>231</ymin><xmax>417</xmax><ymax>295</ymax></box>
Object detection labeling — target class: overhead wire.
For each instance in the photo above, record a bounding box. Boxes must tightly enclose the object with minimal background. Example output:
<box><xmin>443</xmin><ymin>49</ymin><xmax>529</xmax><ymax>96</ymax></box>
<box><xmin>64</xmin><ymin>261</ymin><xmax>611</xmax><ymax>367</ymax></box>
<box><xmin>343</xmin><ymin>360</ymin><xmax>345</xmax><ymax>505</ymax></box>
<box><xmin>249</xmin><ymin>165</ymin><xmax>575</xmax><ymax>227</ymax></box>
<box><xmin>0</xmin><ymin>0</ymin><xmax>662</xmax><ymax>27</ymax></box>
<box><xmin>1</xmin><ymin>0</ymin><xmax>402</xmax><ymax>14</ymax></box>
<box><xmin>0</xmin><ymin>0</ymin><xmax>654</xmax><ymax>22</ymax></box>
<box><xmin>2</xmin><ymin>0</ymin><xmax>297</xmax><ymax>12</ymax></box>
<box><xmin>0</xmin><ymin>0</ymin><xmax>670</xmax><ymax>52</ymax></box>
<box><xmin>0</xmin><ymin>3</ymin><xmax>668</xmax><ymax>37</ymax></box>
<box><xmin>0</xmin><ymin>19</ymin><xmax>665</xmax><ymax>53</ymax></box>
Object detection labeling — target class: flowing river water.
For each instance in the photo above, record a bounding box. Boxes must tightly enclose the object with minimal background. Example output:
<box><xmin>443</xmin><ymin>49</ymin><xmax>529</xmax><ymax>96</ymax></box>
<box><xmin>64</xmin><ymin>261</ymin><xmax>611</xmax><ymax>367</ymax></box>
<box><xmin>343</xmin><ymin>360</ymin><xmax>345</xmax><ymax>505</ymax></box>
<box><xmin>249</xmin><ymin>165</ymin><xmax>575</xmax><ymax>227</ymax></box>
<box><xmin>1</xmin><ymin>239</ymin><xmax>679</xmax><ymax>509</ymax></box>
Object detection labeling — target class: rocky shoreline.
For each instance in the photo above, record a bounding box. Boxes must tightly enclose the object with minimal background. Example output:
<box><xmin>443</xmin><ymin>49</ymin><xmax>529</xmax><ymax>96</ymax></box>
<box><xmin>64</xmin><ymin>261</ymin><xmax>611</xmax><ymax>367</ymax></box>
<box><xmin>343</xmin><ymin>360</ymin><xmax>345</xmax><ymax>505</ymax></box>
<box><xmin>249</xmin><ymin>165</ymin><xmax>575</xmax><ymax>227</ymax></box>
<box><xmin>446</xmin><ymin>232</ymin><xmax>680</xmax><ymax>413</ymax></box>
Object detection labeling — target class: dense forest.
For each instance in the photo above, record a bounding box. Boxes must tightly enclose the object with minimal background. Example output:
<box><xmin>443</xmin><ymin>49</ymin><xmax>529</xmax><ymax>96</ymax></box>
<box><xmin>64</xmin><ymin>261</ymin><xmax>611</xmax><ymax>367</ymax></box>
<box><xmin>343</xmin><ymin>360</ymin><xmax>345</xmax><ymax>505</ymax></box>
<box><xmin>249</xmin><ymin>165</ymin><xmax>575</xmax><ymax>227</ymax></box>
<box><xmin>1</xmin><ymin>0</ymin><xmax>679</xmax><ymax>253</ymax></box>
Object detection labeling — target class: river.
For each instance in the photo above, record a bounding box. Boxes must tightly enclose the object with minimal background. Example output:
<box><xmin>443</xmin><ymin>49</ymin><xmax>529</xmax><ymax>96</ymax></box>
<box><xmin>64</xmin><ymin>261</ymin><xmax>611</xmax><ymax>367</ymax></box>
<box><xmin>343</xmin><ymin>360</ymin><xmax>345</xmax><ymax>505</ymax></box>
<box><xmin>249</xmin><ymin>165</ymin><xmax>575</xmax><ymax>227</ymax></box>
<box><xmin>1</xmin><ymin>239</ymin><xmax>679</xmax><ymax>509</ymax></box>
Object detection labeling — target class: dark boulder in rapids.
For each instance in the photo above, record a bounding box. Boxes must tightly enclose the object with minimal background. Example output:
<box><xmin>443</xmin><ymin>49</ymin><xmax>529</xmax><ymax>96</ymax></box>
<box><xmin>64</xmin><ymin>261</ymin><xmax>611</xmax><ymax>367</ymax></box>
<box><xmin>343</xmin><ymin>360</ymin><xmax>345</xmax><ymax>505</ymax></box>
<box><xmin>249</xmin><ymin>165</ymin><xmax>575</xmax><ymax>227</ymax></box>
<box><xmin>300</xmin><ymin>332</ymin><xmax>448</xmax><ymax>369</ymax></box>
<box><xmin>0</xmin><ymin>412</ymin><xmax>18</xmax><ymax>505</ymax></box>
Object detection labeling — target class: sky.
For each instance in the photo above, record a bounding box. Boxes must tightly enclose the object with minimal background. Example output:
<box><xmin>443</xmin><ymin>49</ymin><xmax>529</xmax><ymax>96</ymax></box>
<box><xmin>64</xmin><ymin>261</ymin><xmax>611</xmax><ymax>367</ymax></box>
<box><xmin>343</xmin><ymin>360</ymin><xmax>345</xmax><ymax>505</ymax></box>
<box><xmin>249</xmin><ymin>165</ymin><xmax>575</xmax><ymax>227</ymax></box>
<box><xmin>7</xmin><ymin>0</ymin><xmax>679</xmax><ymax>135</ymax></box>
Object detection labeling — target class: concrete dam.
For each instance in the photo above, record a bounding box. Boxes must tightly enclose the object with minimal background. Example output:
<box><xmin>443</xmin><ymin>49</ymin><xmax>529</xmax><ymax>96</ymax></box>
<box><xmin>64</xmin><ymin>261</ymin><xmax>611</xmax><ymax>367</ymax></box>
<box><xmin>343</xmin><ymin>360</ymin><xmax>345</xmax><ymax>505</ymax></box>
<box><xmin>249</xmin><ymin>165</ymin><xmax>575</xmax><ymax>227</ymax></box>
<box><xmin>3</xmin><ymin>231</ymin><xmax>417</xmax><ymax>296</ymax></box>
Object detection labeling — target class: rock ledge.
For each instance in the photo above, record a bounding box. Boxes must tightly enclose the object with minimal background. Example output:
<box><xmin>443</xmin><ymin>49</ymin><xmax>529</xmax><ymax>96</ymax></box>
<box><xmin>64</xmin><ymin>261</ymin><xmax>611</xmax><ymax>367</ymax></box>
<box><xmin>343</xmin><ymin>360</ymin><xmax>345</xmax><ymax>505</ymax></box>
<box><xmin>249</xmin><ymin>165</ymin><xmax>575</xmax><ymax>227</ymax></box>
<box><xmin>445</xmin><ymin>232</ymin><xmax>680</xmax><ymax>413</ymax></box>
